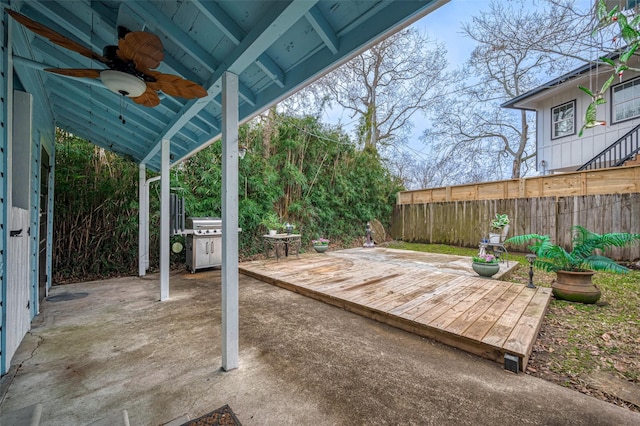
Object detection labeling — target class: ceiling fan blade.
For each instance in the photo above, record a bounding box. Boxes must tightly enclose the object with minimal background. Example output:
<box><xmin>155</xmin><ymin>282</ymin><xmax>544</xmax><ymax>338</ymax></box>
<box><xmin>146</xmin><ymin>72</ymin><xmax>208</xmax><ymax>100</ymax></box>
<box><xmin>132</xmin><ymin>86</ymin><xmax>161</xmax><ymax>107</ymax></box>
<box><xmin>6</xmin><ymin>9</ymin><xmax>107</xmax><ymax>64</ymax></box>
<box><xmin>117</xmin><ymin>32</ymin><xmax>164</xmax><ymax>71</ymax></box>
<box><xmin>44</xmin><ymin>68</ymin><xmax>102</xmax><ymax>78</ymax></box>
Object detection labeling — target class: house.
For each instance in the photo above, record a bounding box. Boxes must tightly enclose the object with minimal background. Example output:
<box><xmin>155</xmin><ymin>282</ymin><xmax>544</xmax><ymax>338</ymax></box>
<box><xmin>0</xmin><ymin>0</ymin><xmax>449</xmax><ymax>376</ymax></box>
<box><xmin>502</xmin><ymin>56</ymin><xmax>640</xmax><ymax>174</ymax></box>
<box><xmin>503</xmin><ymin>1</ymin><xmax>640</xmax><ymax>174</ymax></box>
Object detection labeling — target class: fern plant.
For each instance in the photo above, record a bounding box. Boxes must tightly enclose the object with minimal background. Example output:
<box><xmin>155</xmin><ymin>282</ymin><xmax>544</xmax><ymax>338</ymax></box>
<box><xmin>505</xmin><ymin>226</ymin><xmax>640</xmax><ymax>273</ymax></box>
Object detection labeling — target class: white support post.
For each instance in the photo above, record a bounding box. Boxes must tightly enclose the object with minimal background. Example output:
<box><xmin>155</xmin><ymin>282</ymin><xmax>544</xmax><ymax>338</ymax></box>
<box><xmin>160</xmin><ymin>138</ymin><xmax>170</xmax><ymax>301</ymax></box>
<box><xmin>221</xmin><ymin>71</ymin><xmax>239</xmax><ymax>371</ymax></box>
<box><xmin>138</xmin><ymin>163</ymin><xmax>147</xmax><ymax>277</ymax></box>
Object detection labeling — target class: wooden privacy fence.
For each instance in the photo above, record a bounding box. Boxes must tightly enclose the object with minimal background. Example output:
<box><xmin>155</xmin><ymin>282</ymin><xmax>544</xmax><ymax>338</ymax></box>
<box><xmin>390</xmin><ymin>193</ymin><xmax>640</xmax><ymax>261</ymax></box>
<box><xmin>397</xmin><ymin>165</ymin><xmax>640</xmax><ymax>204</ymax></box>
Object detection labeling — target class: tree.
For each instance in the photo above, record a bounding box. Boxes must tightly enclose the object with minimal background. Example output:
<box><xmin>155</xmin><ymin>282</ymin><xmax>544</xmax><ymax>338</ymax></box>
<box><xmin>172</xmin><ymin>112</ymin><xmax>402</xmax><ymax>253</ymax></box>
<box><xmin>428</xmin><ymin>0</ymin><xmax>586</xmax><ymax>179</ymax></box>
<box><xmin>305</xmin><ymin>27</ymin><xmax>448</xmax><ymax>151</ymax></box>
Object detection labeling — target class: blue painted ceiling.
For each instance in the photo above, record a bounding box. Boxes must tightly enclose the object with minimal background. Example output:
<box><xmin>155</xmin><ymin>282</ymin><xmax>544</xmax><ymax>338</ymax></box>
<box><xmin>8</xmin><ymin>0</ymin><xmax>447</xmax><ymax>171</ymax></box>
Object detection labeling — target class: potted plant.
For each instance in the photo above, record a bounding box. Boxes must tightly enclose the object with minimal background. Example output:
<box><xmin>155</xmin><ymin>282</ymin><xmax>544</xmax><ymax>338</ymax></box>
<box><xmin>505</xmin><ymin>226</ymin><xmax>640</xmax><ymax>303</ymax></box>
<box><xmin>312</xmin><ymin>238</ymin><xmax>330</xmax><ymax>253</ymax></box>
<box><xmin>471</xmin><ymin>253</ymin><xmax>500</xmax><ymax>277</ymax></box>
<box><xmin>489</xmin><ymin>213</ymin><xmax>510</xmax><ymax>243</ymax></box>
<box><xmin>260</xmin><ymin>212</ymin><xmax>282</xmax><ymax>235</ymax></box>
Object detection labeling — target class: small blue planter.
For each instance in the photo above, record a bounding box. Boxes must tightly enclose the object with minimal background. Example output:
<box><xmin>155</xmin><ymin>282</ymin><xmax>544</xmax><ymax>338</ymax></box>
<box><xmin>472</xmin><ymin>262</ymin><xmax>500</xmax><ymax>278</ymax></box>
<box><xmin>313</xmin><ymin>245</ymin><xmax>329</xmax><ymax>253</ymax></box>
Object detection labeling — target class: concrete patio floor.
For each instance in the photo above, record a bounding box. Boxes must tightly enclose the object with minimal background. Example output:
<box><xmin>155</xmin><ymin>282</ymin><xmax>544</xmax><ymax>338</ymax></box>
<box><xmin>1</xmin><ymin>266</ymin><xmax>639</xmax><ymax>425</ymax></box>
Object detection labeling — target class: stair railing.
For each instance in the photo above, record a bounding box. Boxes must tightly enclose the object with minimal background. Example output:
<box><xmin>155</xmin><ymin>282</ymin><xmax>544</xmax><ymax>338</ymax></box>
<box><xmin>577</xmin><ymin>122</ymin><xmax>640</xmax><ymax>171</ymax></box>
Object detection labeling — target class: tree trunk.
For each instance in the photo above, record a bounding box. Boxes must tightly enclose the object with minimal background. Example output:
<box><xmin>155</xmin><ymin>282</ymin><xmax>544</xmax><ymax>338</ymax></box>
<box><xmin>262</xmin><ymin>106</ymin><xmax>277</xmax><ymax>159</ymax></box>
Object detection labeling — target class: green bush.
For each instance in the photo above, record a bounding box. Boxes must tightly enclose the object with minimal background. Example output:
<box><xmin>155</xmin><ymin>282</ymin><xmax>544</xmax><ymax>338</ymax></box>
<box><xmin>54</xmin><ymin>113</ymin><xmax>402</xmax><ymax>281</ymax></box>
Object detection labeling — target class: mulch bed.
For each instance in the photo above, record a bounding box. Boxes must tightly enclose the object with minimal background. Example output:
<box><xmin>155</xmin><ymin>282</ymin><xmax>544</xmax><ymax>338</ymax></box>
<box><xmin>180</xmin><ymin>405</ymin><xmax>242</xmax><ymax>426</ymax></box>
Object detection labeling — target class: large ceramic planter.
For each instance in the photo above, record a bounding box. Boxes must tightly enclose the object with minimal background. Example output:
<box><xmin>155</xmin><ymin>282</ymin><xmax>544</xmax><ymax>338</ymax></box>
<box><xmin>552</xmin><ymin>270</ymin><xmax>600</xmax><ymax>304</ymax></box>
<box><xmin>313</xmin><ymin>244</ymin><xmax>329</xmax><ymax>253</ymax></box>
<box><xmin>472</xmin><ymin>262</ymin><xmax>500</xmax><ymax>277</ymax></box>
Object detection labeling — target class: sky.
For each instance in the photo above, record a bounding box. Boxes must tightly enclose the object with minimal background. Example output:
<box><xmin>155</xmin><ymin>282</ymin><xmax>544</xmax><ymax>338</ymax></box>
<box><xmin>416</xmin><ymin>0</ymin><xmax>485</xmax><ymax>71</ymax></box>
<box><xmin>318</xmin><ymin>0</ymin><xmax>487</xmax><ymax>157</ymax></box>
<box><xmin>403</xmin><ymin>0</ymin><xmax>487</xmax><ymax>156</ymax></box>
<box><xmin>319</xmin><ymin>0</ymin><xmax>594</xmax><ymax>164</ymax></box>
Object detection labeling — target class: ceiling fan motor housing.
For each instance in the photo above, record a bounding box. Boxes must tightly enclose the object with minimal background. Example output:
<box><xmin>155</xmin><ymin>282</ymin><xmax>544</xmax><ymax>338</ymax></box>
<box><xmin>100</xmin><ymin>70</ymin><xmax>146</xmax><ymax>98</ymax></box>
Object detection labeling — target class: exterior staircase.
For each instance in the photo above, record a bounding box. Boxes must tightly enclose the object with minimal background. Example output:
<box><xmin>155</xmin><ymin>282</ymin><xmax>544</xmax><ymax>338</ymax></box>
<box><xmin>578</xmin><ymin>122</ymin><xmax>640</xmax><ymax>170</ymax></box>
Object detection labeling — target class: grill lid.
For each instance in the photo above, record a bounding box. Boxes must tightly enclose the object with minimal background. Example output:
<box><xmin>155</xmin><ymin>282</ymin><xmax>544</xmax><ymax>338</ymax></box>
<box><xmin>187</xmin><ymin>217</ymin><xmax>222</xmax><ymax>230</ymax></box>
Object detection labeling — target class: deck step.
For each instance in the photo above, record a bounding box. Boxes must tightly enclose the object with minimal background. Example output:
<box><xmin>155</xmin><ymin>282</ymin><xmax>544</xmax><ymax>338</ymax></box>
<box><xmin>240</xmin><ymin>248</ymin><xmax>551</xmax><ymax>371</ymax></box>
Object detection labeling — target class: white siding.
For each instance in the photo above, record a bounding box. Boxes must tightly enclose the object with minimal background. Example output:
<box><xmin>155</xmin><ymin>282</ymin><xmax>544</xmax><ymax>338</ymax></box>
<box><xmin>535</xmin><ymin>69</ymin><xmax>640</xmax><ymax>172</ymax></box>
<box><xmin>5</xmin><ymin>207</ymin><xmax>31</xmax><ymax>372</ymax></box>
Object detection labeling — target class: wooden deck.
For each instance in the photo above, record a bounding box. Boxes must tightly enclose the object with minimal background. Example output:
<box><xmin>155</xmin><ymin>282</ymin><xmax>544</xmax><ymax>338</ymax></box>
<box><xmin>239</xmin><ymin>248</ymin><xmax>552</xmax><ymax>371</ymax></box>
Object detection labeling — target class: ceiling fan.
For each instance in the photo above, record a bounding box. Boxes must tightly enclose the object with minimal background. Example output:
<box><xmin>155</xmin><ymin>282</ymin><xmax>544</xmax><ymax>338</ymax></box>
<box><xmin>6</xmin><ymin>8</ymin><xmax>208</xmax><ymax>107</ymax></box>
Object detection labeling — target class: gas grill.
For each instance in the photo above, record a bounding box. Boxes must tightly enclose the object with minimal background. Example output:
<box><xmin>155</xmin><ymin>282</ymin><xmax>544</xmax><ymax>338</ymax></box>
<box><xmin>185</xmin><ymin>217</ymin><xmax>222</xmax><ymax>272</ymax></box>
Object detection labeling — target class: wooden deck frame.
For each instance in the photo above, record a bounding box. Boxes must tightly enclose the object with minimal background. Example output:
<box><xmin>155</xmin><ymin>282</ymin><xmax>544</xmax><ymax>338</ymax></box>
<box><xmin>239</xmin><ymin>249</ymin><xmax>552</xmax><ymax>371</ymax></box>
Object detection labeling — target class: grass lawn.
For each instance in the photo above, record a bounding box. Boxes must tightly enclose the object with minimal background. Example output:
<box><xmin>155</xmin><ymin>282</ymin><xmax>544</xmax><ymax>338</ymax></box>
<box><xmin>388</xmin><ymin>241</ymin><xmax>640</xmax><ymax>412</ymax></box>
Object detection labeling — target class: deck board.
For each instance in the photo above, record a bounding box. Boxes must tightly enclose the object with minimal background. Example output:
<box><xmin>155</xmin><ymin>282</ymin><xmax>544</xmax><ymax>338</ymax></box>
<box><xmin>445</xmin><ymin>281</ymin><xmax>512</xmax><ymax>335</ymax></box>
<box><xmin>461</xmin><ymin>284</ymin><xmax>525</xmax><ymax>341</ymax></box>
<box><xmin>239</xmin><ymin>247</ymin><xmax>551</xmax><ymax>370</ymax></box>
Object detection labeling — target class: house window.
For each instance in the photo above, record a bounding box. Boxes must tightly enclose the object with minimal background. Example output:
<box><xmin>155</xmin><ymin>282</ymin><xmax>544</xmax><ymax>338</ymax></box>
<box><xmin>612</xmin><ymin>77</ymin><xmax>640</xmax><ymax>123</ymax></box>
<box><xmin>551</xmin><ymin>101</ymin><xmax>575</xmax><ymax>139</ymax></box>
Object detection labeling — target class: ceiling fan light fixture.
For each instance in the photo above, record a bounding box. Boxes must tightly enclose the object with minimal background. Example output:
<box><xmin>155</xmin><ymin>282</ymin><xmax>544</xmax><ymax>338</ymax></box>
<box><xmin>100</xmin><ymin>70</ymin><xmax>146</xmax><ymax>98</ymax></box>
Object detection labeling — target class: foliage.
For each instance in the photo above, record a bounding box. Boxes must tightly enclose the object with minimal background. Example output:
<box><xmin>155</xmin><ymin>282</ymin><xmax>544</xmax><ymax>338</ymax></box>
<box><xmin>53</xmin><ymin>129</ymin><xmax>161</xmax><ymax>282</ymax></box>
<box><xmin>54</xmin><ymin>111</ymin><xmax>401</xmax><ymax>281</ymax></box>
<box><xmin>171</xmin><ymin>112</ymin><xmax>402</xmax><ymax>257</ymax></box>
<box><xmin>260</xmin><ymin>211</ymin><xmax>282</xmax><ymax>231</ymax></box>
<box><xmin>490</xmin><ymin>213</ymin><xmax>510</xmax><ymax>232</ymax></box>
<box><xmin>312</xmin><ymin>238</ymin><xmax>330</xmax><ymax>246</ymax></box>
<box><xmin>505</xmin><ymin>226</ymin><xmax>640</xmax><ymax>273</ymax></box>
<box><xmin>472</xmin><ymin>254</ymin><xmax>498</xmax><ymax>264</ymax></box>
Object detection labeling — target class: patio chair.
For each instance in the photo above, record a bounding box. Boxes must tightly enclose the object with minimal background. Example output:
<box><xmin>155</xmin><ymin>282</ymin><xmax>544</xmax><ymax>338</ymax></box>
<box><xmin>479</xmin><ymin>224</ymin><xmax>510</xmax><ymax>265</ymax></box>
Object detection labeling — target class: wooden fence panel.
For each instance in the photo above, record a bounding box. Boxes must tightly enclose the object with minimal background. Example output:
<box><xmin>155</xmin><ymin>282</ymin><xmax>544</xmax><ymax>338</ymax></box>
<box><xmin>398</xmin><ymin>165</ymin><xmax>640</xmax><ymax>204</ymax></box>
<box><xmin>390</xmin><ymin>194</ymin><xmax>640</xmax><ymax>261</ymax></box>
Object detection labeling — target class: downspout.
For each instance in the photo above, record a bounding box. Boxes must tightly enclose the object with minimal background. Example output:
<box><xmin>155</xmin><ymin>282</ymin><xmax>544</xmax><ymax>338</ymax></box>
<box><xmin>45</xmin><ymin>146</ymin><xmax>54</xmax><ymax>297</ymax></box>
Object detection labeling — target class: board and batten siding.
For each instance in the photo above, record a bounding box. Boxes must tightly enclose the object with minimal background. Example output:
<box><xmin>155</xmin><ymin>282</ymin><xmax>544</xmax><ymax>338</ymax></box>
<box><xmin>391</xmin><ymin>193</ymin><xmax>640</xmax><ymax>262</ymax></box>
<box><xmin>5</xmin><ymin>207</ymin><xmax>32</xmax><ymax>372</ymax></box>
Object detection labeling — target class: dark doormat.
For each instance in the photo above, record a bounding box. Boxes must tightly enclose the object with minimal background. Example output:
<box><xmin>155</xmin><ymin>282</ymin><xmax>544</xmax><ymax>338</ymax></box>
<box><xmin>180</xmin><ymin>405</ymin><xmax>241</xmax><ymax>426</ymax></box>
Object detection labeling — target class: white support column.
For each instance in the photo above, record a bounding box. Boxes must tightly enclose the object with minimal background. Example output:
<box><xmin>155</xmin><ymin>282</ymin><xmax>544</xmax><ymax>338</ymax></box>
<box><xmin>138</xmin><ymin>163</ymin><xmax>147</xmax><ymax>277</ymax></box>
<box><xmin>160</xmin><ymin>138</ymin><xmax>170</xmax><ymax>301</ymax></box>
<box><xmin>221</xmin><ymin>71</ymin><xmax>239</xmax><ymax>371</ymax></box>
